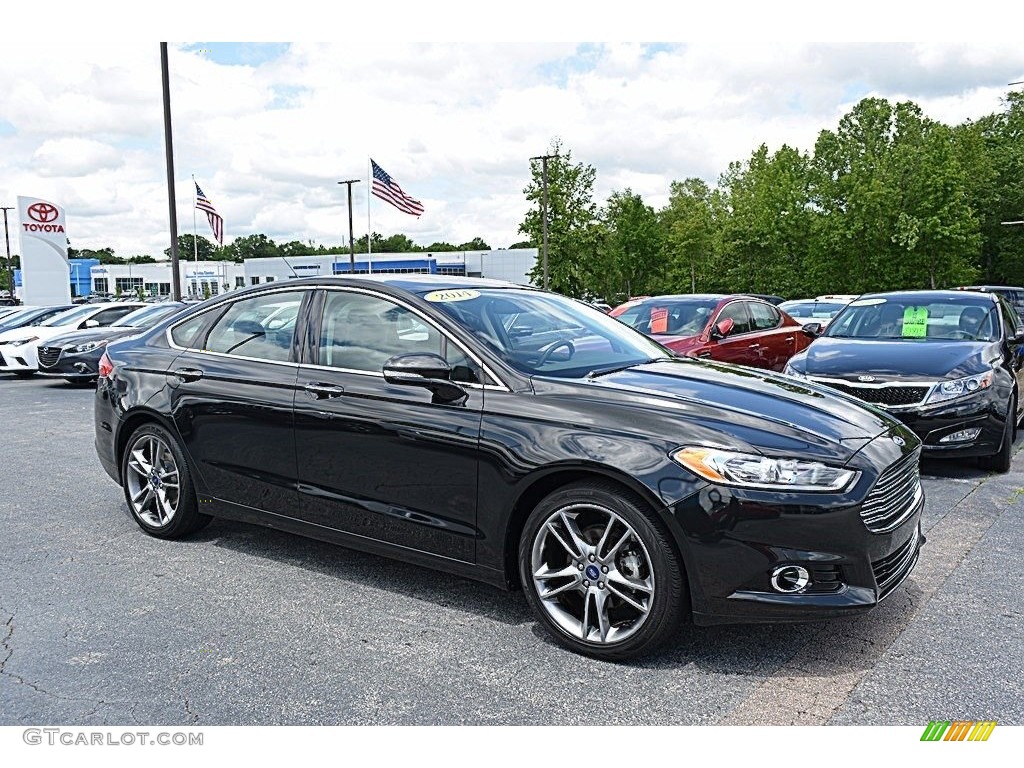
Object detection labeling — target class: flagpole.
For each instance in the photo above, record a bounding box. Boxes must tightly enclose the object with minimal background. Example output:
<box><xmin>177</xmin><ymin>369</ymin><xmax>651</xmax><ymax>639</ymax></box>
<box><xmin>191</xmin><ymin>175</ymin><xmax>199</xmax><ymax>298</ymax></box>
<box><xmin>367</xmin><ymin>157</ymin><xmax>373</xmax><ymax>274</ymax></box>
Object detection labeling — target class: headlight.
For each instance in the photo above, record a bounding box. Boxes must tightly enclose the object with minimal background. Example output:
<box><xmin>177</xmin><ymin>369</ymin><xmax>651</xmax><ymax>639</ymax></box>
<box><xmin>782</xmin><ymin>363</ymin><xmax>806</xmax><ymax>378</ymax></box>
<box><xmin>67</xmin><ymin>340</ymin><xmax>106</xmax><ymax>354</ymax></box>
<box><xmin>7</xmin><ymin>335</ymin><xmax>39</xmax><ymax>346</ymax></box>
<box><xmin>924</xmin><ymin>371</ymin><xmax>993</xmax><ymax>405</ymax></box>
<box><xmin>672</xmin><ymin>446</ymin><xmax>859</xmax><ymax>492</ymax></box>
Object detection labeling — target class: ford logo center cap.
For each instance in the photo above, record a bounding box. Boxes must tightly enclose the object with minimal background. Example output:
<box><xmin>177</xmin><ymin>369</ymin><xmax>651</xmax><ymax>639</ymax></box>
<box><xmin>585</xmin><ymin>565</ymin><xmax>600</xmax><ymax>580</ymax></box>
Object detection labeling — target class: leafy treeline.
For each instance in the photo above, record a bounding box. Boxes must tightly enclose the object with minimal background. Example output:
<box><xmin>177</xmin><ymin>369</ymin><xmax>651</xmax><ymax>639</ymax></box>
<box><xmin>66</xmin><ymin>233</ymin><xmax>495</xmax><ymax>267</ymax></box>
<box><xmin>521</xmin><ymin>94</ymin><xmax>1024</xmax><ymax>302</ymax></box>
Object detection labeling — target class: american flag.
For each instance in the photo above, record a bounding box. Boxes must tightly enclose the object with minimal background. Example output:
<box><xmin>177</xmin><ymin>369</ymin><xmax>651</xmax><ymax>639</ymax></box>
<box><xmin>371</xmin><ymin>159</ymin><xmax>425</xmax><ymax>217</ymax></box>
<box><xmin>195</xmin><ymin>181</ymin><xmax>224</xmax><ymax>245</ymax></box>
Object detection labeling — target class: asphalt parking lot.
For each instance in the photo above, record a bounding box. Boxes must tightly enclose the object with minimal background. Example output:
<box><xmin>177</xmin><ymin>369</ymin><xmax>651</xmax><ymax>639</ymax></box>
<box><xmin>1</xmin><ymin>374</ymin><xmax>1022</xmax><ymax>726</ymax></box>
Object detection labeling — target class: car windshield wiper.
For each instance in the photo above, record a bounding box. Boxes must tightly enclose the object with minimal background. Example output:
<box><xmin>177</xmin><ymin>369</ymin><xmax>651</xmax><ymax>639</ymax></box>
<box><xmin>587</xmin><ymin>357</ymin><xmax>673</xmax><ymax>379</ymax></box>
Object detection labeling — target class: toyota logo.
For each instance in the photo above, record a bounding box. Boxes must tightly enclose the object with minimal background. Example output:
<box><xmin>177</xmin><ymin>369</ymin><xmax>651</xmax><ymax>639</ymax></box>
<box><xmin>27</xmin><ymin>202</ymin><xmax>59</xmax><ymax>223</ymax></box>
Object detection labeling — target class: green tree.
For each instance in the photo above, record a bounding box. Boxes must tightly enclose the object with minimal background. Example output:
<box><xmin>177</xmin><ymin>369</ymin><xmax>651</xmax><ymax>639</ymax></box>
<box><xmin>381</xmin><ymin>233</ymin><xmax>418</xmax><ymax>252</ymax></box>
<box><xmin>598</xmin><ymin>189</ymin><xmax>664</xmax><ymax>301</ymax></box>
<box><xmin>127</xmin><ymin>254</ymin><xmax>156</xmax><ymax>264</ymax></box>
<box><xmin>719</xmin><ymin>144</ymin><xmax>819</xmax><ymax>298</ymax></box>
<box><xmin>164</xmin><ymin>234</ymin><xmax>217</xmax><ymax>262</ymax></box>
<box><xmin>228</xmin><ymin>233</ymin><xmax>280</xmax><ymax>261</ymax></box>
<box><xmin>658</xmin><ymin>178</ymin><xmax>723</xmax><ymax>294</ymax></box>
<box><xmin>353</xmin><ymin>232</ymin><xmax>386</xmax><ymax>253</ymax></box>
<box><xmin>424</xmin><ymin>241</ymin><xmax>459</xmax><ymax>252</ymax></box>
<box><xmin>457</xmin><ymin>237</ymin><xmax>491</xmax><ymax>251</ymax></box>
<box><xmin>519</xmin><ymin>138</ymin><xmax>599</xmax><ymax>295</ymax></box>
<box><xmin>811</xmin><ymin>98</ymin><xmax>979</xmax><ymax>292</ymax></box>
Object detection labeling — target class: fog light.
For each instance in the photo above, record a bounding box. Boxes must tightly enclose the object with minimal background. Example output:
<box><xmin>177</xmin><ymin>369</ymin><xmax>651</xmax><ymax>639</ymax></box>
<box><xmin>770</xmin><ymin>565</ymin><xmax>810</xmax><ymax>593</ymax></box>
<box><xmin>939</xmin><ymin>428</ymin><xmax>982</xmax><ymax>444</ymax></box>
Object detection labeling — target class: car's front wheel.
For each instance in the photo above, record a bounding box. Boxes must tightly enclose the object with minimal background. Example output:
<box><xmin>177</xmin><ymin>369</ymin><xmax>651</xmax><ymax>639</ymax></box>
<box><xmin>519</xmin><ymin>480</ymin><xmax>687</xmax><ymax>660</ymax></box>
<box><xmin>121</xmin><ymin>423</ymin><xmax>211</xmax><ymax>538</ymax></box>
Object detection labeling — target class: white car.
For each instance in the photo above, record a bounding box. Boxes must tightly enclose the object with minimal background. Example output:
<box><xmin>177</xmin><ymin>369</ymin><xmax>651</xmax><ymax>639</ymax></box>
<box><xmin>0</xmin><ymin>302</ymin><xmax>146</xmax><ymax>377</ymax></box>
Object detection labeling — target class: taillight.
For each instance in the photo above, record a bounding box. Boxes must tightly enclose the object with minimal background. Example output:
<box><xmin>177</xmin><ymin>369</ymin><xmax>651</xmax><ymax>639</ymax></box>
<box><xmin>98</xmin><ymin>352</ymin><xmax>114</xmax><ymax>379</ymax></box>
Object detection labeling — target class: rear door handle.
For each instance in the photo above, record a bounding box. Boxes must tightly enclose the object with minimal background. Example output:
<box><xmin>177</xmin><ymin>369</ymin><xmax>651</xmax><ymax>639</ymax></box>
<box><xmin>305</xmin><ymin>382</ymin><xmax>345</xmax><ymax>400</ymax></box>
<box><xmin>748</xmin><ymin>343</ymin><xmax>761</xmax><ymax>349</ymax></box>
<box><xmin>172</xmin><ymin>368</ymin><xmax>204</xmax><ymax>383</ymax></box>
<box><xmin>784</xmin><ymin>336</ymin><xmax>794</xmax><ymax>342</ymax></box>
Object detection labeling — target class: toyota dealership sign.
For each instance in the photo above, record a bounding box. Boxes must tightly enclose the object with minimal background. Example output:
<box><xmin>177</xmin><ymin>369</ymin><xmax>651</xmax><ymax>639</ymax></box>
<box><xmin>17</xmin><ymin>196</ymin><xmax>71</xmax><ymax>305</ymax></box>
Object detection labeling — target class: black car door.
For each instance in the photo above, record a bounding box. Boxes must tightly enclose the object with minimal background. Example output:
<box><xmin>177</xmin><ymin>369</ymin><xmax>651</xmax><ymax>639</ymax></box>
<box><xmin>292</xmin><ymin>287</ymin><xmax>485</xmax><ymax>562</ymax></box>
<box><xmin>165</xmin><ymin>288</ymin><xmax>309</xmax><ymax>516</ymax></box>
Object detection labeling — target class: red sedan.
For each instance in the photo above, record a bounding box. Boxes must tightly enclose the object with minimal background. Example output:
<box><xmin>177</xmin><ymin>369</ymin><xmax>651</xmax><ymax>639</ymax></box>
<box><xmin>609</xmin><ymin>294</ymin><xmax>813</xmax><ymax>371</ymax></box>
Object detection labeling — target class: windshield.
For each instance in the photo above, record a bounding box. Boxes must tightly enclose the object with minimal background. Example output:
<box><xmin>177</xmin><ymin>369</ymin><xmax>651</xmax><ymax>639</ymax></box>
<box><xmin>779</xmin><ymin>300</ymin><xmax>847</xmax><ymax>319</ymax></box>
<box><xmin>112</xmin><ymin>304</ymin><xmax>183</xmax><ymax>328</ymax></box>
<box><xmin>614</xmin><ymin>298</ymin><xmax>718</xmax><ymax>336</ymax></box>
<box><xmin>39</xmin><ymin>305</ymin><xmax>97</xmax><ymax>327</ymax></box>
<box><xmin>825</xmin><ymin>296</ymin><xmax>999</xmax><ymax>342</ymax></box>
<box><xmin>423</xmin><ymin>288</ymin><xmax>668</xmax><ymax>378</ymax></box>
<box><xmin>0</xmin><ymin>309</ymin><xmax>37</xmax><ymax>330</ymax></box>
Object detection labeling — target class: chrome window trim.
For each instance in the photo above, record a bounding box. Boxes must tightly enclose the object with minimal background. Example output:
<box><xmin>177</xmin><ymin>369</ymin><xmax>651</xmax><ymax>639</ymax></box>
<box><xmin>317</xmin><ymin>285</ymin><xmax>511</xmax><ymax>392</ymax></box>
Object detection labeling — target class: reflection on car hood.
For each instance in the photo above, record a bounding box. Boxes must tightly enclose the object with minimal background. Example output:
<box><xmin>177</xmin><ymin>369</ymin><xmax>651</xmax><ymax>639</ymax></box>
<box><xmin>546</xmin><ymin>357</ymin><xmax>902</xmax><ymax>464</ymax></box>
<box><xmin>650</xmin><ymin>333</ymin><xmax>701</xmax><ymax>349</ymax></box>
<box><xmin>800</xmin><ymin>338</ymin><xmax>994</xmax><ymax>379</ymax></box>
<box><xmin>43</xmin><ymin>327</ymin><xmax>144</xmax><ymax>348</ymax></box>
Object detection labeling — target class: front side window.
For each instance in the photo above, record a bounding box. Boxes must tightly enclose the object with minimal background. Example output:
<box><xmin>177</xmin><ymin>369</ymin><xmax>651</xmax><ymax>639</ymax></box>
<box><xmin>717</xmin><ymin>302</ymin><xmax>753</xmax><ymax>335</ymax></box>
<box><xmin>204</xmin><ymin>291</ymin><xmax>304</xmax><ymax>361</ymax></box>
<box><xmin>319</xmin><ymin>291</ymin><xmax>483</xmax><ymax>382</ymax></box>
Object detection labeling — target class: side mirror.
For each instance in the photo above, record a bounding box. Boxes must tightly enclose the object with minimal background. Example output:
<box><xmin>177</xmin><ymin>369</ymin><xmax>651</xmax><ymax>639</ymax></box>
<box><xmin>802</xmin><ymin>322</ymin><xmax>823</xmax><ymax>338</ymax></box>
<box><xmin>383</xmin><ymin>353</ymin><xmax>466</xmax><ymax>404</ymax></box>
<box><xmin>82</xmin><ymin>319</ymin><xmax>100</xmax><ymax>329</ymax></box>
<box><xmin>709</xmin><ymin>317</ymin><xmax>735</xmax><ymax>340</ymax></box>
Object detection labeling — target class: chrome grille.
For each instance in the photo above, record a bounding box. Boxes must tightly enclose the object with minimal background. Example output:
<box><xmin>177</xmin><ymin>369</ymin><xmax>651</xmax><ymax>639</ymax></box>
<box><xmin>860</xmin><ymin>449</ymin><xmax>922</xmax><ymax>533</ymax></box>
<box><xmin>812</xmin><ymin>380</ymin><xmax>930</xmax><ymax>407</ymax></box>
<box><xmin>872</xmin><ymin>524</ymin><xmax>922</xmax><ymax>599</ymax></box>
<box><xmin>37</xmin><ymin>346</ymin><xmax>62</xmax><ymax>368</ymax></box>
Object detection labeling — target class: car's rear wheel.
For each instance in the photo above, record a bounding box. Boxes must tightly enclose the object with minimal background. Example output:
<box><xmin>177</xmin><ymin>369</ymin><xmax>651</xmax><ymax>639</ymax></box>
<box><xmin>121</xmin><ymin>423</ymin><xmax>211</xmax><ymax>538</ymax></box>
<box><xmin>519</xmin><ymin>480</ymin><xmax>686</xmax><ymax>660</ymax></box>
<box><xmin>979</xmin><ymin>394</ymin><xmax>1015</xmax><ymax>473</ymax></box>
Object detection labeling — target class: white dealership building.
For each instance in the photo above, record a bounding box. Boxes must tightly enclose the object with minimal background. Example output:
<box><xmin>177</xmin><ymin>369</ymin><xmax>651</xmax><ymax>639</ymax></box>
<box><xmin>87</xmin><ymin>249</ymin><xmax>538</xmax><ymax>298</ymax></box>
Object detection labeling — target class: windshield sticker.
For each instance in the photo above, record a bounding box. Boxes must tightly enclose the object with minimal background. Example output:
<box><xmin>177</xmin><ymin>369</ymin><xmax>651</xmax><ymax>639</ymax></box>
<box><xmin>902</xmin><ymin>306</ymin><xmax>928</xmax><ymax>337</ymax></box>
<box><xmin>850</xmin><ymin>298</ymin><xmax>886</xmax><ymax>307</ymax></box>
<box><xmin>650</xmin><ymin>307</ymin><xmax>668</xmax><ymax>334</ymax></box>
<box><xmin>423</xmin><ymin>289</ymin><xmax>480</xmax><ymax>303</ymax></box>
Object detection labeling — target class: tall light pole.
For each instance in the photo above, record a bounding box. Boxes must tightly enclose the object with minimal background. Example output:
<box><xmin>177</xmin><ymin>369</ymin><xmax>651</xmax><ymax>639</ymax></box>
<box><xmin>1</xmin><ymin>207</ymin><xmax>14</xmax><ymax>302</ymax></box>
<box><xmin>160</xmin><ymin>43</ymin><xmax>182</xmax><ymax>301</ymax></box>
<box><xmin>338</xmin><ymin>179</ymin><xmax>360</xmax><ymax>274</ymax></box>
<box><xmin>530</xmin><ymin>154</ymin><xmax>557</xmax><ymax>290</ymax></box>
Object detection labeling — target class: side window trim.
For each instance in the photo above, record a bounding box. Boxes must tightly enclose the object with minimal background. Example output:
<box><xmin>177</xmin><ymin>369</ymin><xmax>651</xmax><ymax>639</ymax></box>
<box><xmin>718</xmin><ymin>300</ymin><xmax>753</xmax><ymax>336</ymax></box>
<box><xmin>309</xmin><ymin>286</ymin><xmax>507</xmax><ymax>390</ymax></box>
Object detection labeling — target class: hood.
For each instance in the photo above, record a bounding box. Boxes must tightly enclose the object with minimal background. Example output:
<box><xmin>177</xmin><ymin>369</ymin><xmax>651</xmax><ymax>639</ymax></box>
<box><xmin>546</xmin><ymin>357</ymin><xmax>902</xmax><ymax>465</ymax></box>
<box><xmin>0</xmin><ymin>323</ymin><xmax>85</xmax><ymax>345</ymax></box>
<box><xmin>796</xmin><ymin>338</ymin><xmax>995</xmax><ymax>380</ymax></box>
<box><xmin>43</xmin><ymin>326</ymin><xmax>143</xmax><ymax>349</ymax></box>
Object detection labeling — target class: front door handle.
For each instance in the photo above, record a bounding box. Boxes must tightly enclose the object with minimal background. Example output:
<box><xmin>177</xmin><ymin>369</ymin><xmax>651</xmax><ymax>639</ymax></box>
<box><xmin>172</xmin><ymin>368</ymin><xmax>204</xmax><ymax>383</ymax></box>
<box><xmin>748</xmin><ymin>343</ymin><xmax>761</xmax><ymax>349</ymax></box>
<box><xmin>305</xmin><ymin>382</ymin><xmax>345</xmax><ymax>400</ymax></box>
<box><xmin>784</xmin><ymin>336</ymin><xmax>794</xmax><ymax>343</ymax></box>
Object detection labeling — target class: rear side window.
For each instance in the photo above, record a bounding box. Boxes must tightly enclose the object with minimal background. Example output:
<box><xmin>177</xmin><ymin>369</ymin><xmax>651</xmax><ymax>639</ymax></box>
<box><xmin>204</xmin><ymin>291</ymin><xmax>305</xmax><ymax>362</ymax></box>
<box><xmin>170</xmin><ymin>313</ymin><xmax>209</xmax><ymax>349</ymax></box>
<box><xmin>749</xmin><ymin>301</ymin><xmax>781</xmax><ymax>331</ymax></box>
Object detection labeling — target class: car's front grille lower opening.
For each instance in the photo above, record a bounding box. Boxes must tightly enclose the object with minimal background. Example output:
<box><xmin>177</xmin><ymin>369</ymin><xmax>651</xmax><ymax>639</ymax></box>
<box><xmin>871</xmin><ymin>525</ymin><xmax>922</xmax><ymax>599</ymax></box>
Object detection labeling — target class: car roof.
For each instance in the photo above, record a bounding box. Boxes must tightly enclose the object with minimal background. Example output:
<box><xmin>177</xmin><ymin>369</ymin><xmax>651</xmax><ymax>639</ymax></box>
<box><xmin>251</xmin><ymin>274</ymin><xmax>534</xmax><ymax>294</ymax></box>
<box><xmin>857</xmin><ymin>290</ymin><xmax>999</xmax><ymax>302</ymax></box>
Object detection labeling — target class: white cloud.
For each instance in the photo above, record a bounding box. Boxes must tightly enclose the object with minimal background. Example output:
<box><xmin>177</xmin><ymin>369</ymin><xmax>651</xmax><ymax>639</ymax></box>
<box><xmin>1</xmin><ymin>41</ymin><xmax>1023</xmax><ymax>257</ymax></box>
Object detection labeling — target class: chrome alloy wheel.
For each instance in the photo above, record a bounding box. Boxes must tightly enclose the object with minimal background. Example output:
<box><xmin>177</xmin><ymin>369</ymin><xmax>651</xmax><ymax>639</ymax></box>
<box><xmin>530</xmin><ymin>503</ymin><xmax>656</xmax><ymax>645</ymax></box>
<box><xmin>124</xmin><ymin>434</ymin><xmax>181</xmax><ymax>527</ymax></box>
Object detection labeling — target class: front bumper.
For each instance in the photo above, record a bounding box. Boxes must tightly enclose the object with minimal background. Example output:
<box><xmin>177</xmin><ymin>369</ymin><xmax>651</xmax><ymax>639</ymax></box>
<box><xmin>36</xmin><ymin>347</ymin><xmax>102</xmax><ymax>379</ymax></box>
<box><xmin>669</xmin><ymin>428</ymin><xmax>926</xmax><ymax>625</ymax></box>
<box><xmin>0</xmin><ymin>344</ymin><xmax>37</xmax><ymax>372</ymax></box>
<box><xmin>887</xmin><ymin>395</ymin><xmax>1005</xmax><ymax>458</ymax></box>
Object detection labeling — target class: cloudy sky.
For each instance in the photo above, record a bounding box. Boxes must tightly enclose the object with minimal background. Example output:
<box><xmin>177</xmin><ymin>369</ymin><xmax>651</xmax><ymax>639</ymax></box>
<box><xmin>2</xmin><ymin>24</ymin><xmax>1022</xmax><ymax>259</ymax></box>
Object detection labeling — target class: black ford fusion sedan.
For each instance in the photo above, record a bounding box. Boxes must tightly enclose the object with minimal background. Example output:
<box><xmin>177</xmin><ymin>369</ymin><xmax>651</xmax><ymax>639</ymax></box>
<box><xmin>785</xmin><ymin>290</ymin><xmax>1024</xmax><ymax>472</ymax></box>
<box><xmin>94</xmin><ymin>276</ymin><xmax>924</xmax><ymax>659</ymax></box>
<box><xmin>37</xmin><ymin>302</ymin><xmax>187</xmax><ymax>383</ymax></box>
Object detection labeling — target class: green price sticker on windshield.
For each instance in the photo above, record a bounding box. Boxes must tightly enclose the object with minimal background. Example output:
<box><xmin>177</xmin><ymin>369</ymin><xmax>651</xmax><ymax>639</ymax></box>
<box><xmin>902</xmin><ymin>306</ymin><xmax>928</xmax><ymax>338</ymax></box>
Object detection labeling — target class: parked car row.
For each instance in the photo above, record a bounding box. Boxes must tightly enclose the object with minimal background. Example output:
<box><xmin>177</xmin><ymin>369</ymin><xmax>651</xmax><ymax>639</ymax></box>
<box><xmin>5</xmin><ymin>277</ymin><xmax>1019</xmax><ymax>660</ymax></box>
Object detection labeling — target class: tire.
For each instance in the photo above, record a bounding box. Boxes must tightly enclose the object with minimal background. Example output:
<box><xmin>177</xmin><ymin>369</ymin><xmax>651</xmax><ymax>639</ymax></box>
<box><xmin>518</xmin><ymin>480</ymin><xmax>687</xmax><ymax>661</ymax></box>
<box><xmin>120</xmin><ymin>423</ymin><xmax>212</xmax><ymax>539</ymax></box>
<box><xmin>979</xmin><ymin>395</ymin><xmax>1015</xmax><ymax>474</ymax></box>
